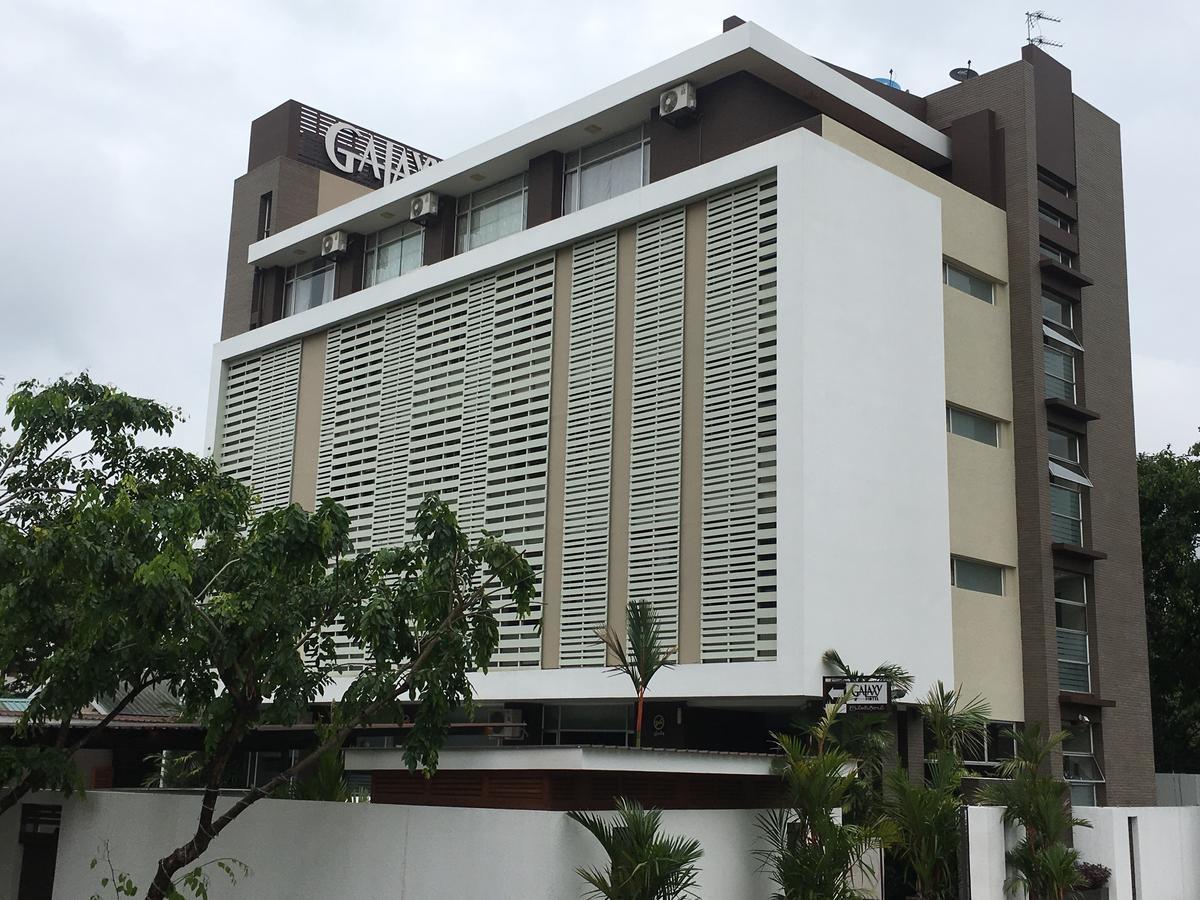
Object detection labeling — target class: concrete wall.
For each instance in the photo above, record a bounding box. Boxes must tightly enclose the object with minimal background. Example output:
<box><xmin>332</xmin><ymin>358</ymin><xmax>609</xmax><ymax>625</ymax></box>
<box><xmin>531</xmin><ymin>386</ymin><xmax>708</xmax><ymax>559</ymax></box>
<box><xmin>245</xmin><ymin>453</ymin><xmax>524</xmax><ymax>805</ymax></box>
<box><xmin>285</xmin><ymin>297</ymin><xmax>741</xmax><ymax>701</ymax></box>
<box><xmin>966</xmin><ymin>804</ymin><xmax>1200</xmax><ymax>900</ymax></box>
<box><xmin>45</xmin><ymin>792</ymin><xmax>774</xmax><ymax>899</ymax></box>
<box><xmin>1157</xmin><ymin>773</ymin><xmax>1200</xmax><ymax>806</ymax></box>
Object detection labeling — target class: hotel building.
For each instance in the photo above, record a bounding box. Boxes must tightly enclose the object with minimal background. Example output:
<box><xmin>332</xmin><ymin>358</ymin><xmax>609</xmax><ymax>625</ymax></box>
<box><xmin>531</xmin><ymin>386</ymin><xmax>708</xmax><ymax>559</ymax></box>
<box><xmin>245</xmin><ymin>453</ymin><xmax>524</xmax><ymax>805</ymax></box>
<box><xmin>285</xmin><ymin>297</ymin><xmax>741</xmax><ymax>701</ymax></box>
<box><xmin>207</xmin><ymin>18</ymin><xmax>1153</xmax><ymax>806</ymax></box>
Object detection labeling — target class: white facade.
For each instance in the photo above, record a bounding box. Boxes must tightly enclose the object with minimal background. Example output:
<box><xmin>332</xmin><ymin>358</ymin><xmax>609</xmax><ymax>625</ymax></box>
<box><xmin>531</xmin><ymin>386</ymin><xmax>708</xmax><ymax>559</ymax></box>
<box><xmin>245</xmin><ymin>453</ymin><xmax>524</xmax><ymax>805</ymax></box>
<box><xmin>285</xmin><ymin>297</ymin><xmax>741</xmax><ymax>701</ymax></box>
<box><xmin>210</xmin><ymin>127</ymin><xmax>954</xmax><ymax>704</ymax></box>
<box><xmin>43</xmin><ymin>791</ymin><xmax>775</xmax><ymax>900</ymax></box>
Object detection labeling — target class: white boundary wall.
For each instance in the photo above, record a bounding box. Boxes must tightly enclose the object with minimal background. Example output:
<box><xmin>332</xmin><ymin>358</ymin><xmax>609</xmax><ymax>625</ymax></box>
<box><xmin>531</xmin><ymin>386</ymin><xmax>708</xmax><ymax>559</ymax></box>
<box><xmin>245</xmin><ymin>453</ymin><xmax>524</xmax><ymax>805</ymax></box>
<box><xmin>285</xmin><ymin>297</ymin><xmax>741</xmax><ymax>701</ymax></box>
<box><xmin>966</xmin><ymin>804</ymin><xmax>1200</xmax><ymax>900</ymax></box>
<box><xmin>45</xmin><ymin>791</ymin><xmax>775</xmax><ymax>899</ymax></box>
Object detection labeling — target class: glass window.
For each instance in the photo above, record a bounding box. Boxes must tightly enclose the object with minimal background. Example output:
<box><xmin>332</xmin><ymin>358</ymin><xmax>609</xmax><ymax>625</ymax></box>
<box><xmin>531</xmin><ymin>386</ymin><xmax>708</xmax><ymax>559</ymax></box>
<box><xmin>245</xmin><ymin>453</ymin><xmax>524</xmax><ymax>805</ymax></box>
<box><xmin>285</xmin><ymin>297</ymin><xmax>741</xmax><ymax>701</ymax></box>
<box><xmin>1042</xmin><ymin>290</ymin><xmax>1074</xmax><ymax>329</ymax></box>
<box><xmin>1050</xmin><ymin>479</ymin><xmax>1083</xmax><ymax>544</ymax></box>
<box><xmin>563</xmin><ymin>126</ymin><xmax>650</xmax><ymax>214</ymax></box>
<box><xmin>947</xmin><ymin>407</ymin><xmax>1000</xmax><ymax>446</ymax></box>
<box><xmin>964</xmin><ymin>722</ymin><xmax>1018</xmax><ymax>770</ymax></box>
<box><xmin>456</xmin><ymin>174</ymin><xmax>528</xmax><ymax>253</ymax></box>
<box><xmin>1069</xmin><ymin>783</ymin><xmax>1097</xmax><ymax>806</ymax></box>
<box><xmin>1044</xmin><ymin>341</ymin><xmax>1076</xmax><ymax>402</ymax></box>
<box><xmin>1038</xmin><ymin>202</ymin><xmax>1074</xmax><ymax>233</ymax></box>
<box><xmin>1047</xmin><ymin>427</ymin><xmax>1080</xmax><ymax>463</ymax></box>
<box><xmin>283</xmin><ymin>259</ymin><xmax>335</xmax><ymax>317</ymax></box>
<box><xmin>1038</xmin><ymin>169</ymin><xmax>1074</xmax><ymax>198</ymax></box>
<box><xmin>1040</xmin><ymin>239</ymin><xmax>1076</xmax><ymax>268</ymax></box>
<box><xmin>257</xmin><ymin>192</ymin><xmax>273</xmax><ymax>241</ymax></box>
<box><xmin>1055</xmin><ymin>572</ymin><xmax>1090</xmax><ymax>693</ymax></box>
<box><xmin>1062</xmin><ymin>721</ymin><xmax>1103</xmax><ymax>804</ymax></box>
<box><xmin>944</xmin><ymin>262</ymin><xmax>994</xmax><ymax>303</ymax></box>
<box><xmin>364</xmin><ymin>222</ymin><xmax>423</xmax><ymax>288</ymax></box>
<box><xmin>951</xmin><ymin>557</ymin><xmax>1004</xmax><ymax>595</ymax></box>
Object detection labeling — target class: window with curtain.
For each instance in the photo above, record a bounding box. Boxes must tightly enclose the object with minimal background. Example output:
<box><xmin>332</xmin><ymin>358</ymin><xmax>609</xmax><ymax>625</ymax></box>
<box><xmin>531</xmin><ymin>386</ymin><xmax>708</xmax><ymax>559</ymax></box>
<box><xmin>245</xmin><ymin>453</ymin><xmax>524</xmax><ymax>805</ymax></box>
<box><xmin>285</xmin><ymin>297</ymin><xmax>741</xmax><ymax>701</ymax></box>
<box><xmin>563</xmin><ymin>126</ymin><xmax>650</xmax><ymax>214</ymax></box>
<box><xmin>1055</xmin><ymin>571</ymin><xmax>1090</xmax><ymax>692</ymax></box>
<box><xmin>364</xmin><ymin>222</ymin><xmax>423</xmax><ymax>288</ymax></box>
<box><xmin>283</xmin><ymin>258</ymin><xmax>335</xmax><ymax>317</ymax></box>
<box><xmin>456</xmin><ymin>174</ymin><xmax>527</xmax><ymax>253</ymax></box>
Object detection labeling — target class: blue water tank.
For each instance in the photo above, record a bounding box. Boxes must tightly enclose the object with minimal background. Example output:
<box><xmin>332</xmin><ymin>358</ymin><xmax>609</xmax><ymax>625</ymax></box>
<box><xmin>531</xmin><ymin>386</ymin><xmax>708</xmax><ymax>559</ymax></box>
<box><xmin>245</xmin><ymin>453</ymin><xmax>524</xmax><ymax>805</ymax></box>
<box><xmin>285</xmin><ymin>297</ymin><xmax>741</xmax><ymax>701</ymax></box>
<box><xmin>873</xmin><ymin>76</ymin><xmax>903</xmax><ymax>90</ymax></box>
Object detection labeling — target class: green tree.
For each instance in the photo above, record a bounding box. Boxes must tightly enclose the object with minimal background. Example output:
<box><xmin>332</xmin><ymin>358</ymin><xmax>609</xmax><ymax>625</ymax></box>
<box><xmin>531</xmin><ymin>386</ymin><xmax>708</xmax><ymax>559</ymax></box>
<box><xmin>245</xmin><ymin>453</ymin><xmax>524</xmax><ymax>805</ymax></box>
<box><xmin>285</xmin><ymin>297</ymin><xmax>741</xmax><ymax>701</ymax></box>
<box><xmin>977</xmin><ymin>724</ymin><xmax>1089</xmax><ymax>900</ymax></box>
<box><xmin>568</xmin><ymin>797</ymin><xmax>703</xmax><ymax>900</ymax></box>
<box><xmin>597</xmin><ymin>600</ymin><xmax>676</xmax><ymax>748</ymax></box>
<box><xmin>1137</xmin><ymin>439</ymin><xmax>1200</xmax><ymax>771</ymax></box>
<box><xmin>755</xmin><ymin>700</ymin><xmax>888</xmax><ymax>900</ymax></box>
<box><xmin>143</xmin><ymin>496</ymin><xmax>534</xmax><ymax>900</ymax></box>
<box><xmin>0</xmin><ymin>375</ymin><xmax>250</xmax><ymax>816</ymax></box>
<box><xmin>880</xmin><ymin>683</ymin><xmax>989</xmax><ymax>900</ymax></box>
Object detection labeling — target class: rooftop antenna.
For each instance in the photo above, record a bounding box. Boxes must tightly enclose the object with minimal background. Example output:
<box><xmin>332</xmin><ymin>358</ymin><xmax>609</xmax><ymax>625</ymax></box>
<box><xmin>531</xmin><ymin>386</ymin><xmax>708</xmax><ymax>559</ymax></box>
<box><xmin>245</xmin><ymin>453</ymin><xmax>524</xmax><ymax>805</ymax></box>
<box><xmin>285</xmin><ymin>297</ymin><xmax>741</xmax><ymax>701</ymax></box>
<box><xmin>1026</xmin><ymin>10</ymin><xmax>1064</xmax><ymax>48</ymax></box>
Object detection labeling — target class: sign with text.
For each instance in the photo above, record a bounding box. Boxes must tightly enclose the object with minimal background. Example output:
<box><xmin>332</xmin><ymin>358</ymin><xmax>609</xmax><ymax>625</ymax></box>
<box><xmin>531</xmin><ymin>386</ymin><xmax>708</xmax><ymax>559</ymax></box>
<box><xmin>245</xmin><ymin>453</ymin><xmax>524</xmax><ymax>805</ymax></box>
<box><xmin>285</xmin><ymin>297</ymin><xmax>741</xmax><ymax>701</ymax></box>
<box><xmin>324</xmin><ymin>121</ymin><xmax>440</xmax><ymax>186</ymax></box>
<box><xmin>822</xmin><ymin>676</ymin><xmax>891</xmax><ymax>713</ymax></box>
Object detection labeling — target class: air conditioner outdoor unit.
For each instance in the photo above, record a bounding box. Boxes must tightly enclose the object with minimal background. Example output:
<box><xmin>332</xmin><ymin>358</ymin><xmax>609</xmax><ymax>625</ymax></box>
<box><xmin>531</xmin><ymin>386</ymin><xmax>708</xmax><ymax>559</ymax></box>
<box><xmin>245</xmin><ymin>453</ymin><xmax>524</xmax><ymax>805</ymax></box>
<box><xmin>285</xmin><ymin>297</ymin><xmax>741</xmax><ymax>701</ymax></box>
<box><xmin>410</xmin><ymin>191</ymin><xmax>439</xmax><ymax>224</ymax></box>
<box><xmin>659</xmin><ymin>81</ymin><xmax>698</xmax><ymax>125</ymax></box>
<box><xmin>485</xmin><ymin>708</ymin><xmax>523</xmax><ymax>742</ymax></box>
<box><xmin>320</xmin><ymin>230</ymin><xmax>349</xmax><ymax>258</ymax></box>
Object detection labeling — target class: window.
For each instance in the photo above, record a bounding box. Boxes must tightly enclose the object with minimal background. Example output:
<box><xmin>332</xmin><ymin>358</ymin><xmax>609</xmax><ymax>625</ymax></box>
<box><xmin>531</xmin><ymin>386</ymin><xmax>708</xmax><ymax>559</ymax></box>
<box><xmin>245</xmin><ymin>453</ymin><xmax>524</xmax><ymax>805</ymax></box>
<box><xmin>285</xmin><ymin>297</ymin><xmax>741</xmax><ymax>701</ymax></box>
<box><xmin>1038</xmin><ymin>202</ymin><xmax>1074</xmax><ymax>233</ymax></box>
<box><xmin>1055</xmin><ymin>572</ymin><xmax>1091</xmax><ymax>692</ymax></box>
<box><xmin>564</xmin><ymin>126</ymin><xmax>650</xmax><ymax>213</ymax></box>
<box><xmin>944</xmin><ymin>262</ymin><xmax>994</xmax><ymax>303</ymax></box>
<box><xmin>947</xmin><ymin>406</ymin><xmax>1000</xmax><ymax>446</ymax></box>
<box><xmin>1040</xmin><ymin>239</ymin><xmax>1076</xmax><ymax>269</ymax></box>
<box><xmin>1041</xmin><ymin>289</ymin><xmax>1074</xmax><ymax>330</ymax></box>
<box><xmin>364</xmin><ymin>222</ymin><xmax>423</xmax><ymax>288</ymax></box>
<box><xmin>1047</xmin><ymin>427</ymin><xmax>1080</xmax><ymax>464</ymax></box>
<box><xmin>456</xmin><ymin>173</ymin><xmax>527</xmax><ymax>253</ymax></box>
<box><xmin>1050</xmin><ymin>478</ymin><xmax>1083</xmax><ymax>544</ymax></box>
<box><xmin>1063</xmin><ymin>721</ymin><xmax>1104</xmax><ymax>805</ymax></box>
<box><xmin>283</xmin><ymin>258</ymin><xmax>335</xmax><ymax>317</ymax></box>
<box><xmin>257</xmin><ymin>192</ymin><xmax>273</xmax><ymax>241</ymax></box>
<box><xmin>951</xmin><ymin>557</ymin><xmax>1004</xmax><ymax>595</ymax></box>
<box><xmin>1038</xmin><ymin>169</ymin><xmax>1074</xmax><ymax>198</ymax></box>
<box><xmin>964</xmin><ymin>722</ymin><xmax>1018</xmax><ymax>773</ymax></box>
<box><xmin>1044</xmin><ymin>339</ymin><xmax>1076</xmax><ymax>402</ymax></box>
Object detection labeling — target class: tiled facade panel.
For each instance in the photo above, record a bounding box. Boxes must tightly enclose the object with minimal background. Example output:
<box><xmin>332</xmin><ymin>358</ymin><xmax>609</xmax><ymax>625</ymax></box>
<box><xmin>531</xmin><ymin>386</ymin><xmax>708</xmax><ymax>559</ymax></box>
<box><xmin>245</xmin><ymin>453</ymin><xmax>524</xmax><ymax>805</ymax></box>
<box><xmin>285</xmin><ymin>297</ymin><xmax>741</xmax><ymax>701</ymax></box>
<box><xmin>217</xmin><ymin>340</ymin><xmax>302</xmax><ymax>512</ymax></box>
<box><xmin>558</xmin><ymin>233</ymin><xmax>620</xmax><ymax>667</ymax></box>
<box><xmin>314</xmin><ymin>258</ymin><xmax>555</xmax><ymax>669</ymax></box>
<box><xmin>701</xmin><ymin>179</ymin><xmax>779</xmax><ymax>662</ymax></box>
<box><xmin>628</xmin><ymin>209</ymin><xmax>687</xmax><ymax>649</ymax></box>
<box><xmin>218</xmin><ymin>181</ymin><xmax>780</xmax><ymax>673</ymax></box>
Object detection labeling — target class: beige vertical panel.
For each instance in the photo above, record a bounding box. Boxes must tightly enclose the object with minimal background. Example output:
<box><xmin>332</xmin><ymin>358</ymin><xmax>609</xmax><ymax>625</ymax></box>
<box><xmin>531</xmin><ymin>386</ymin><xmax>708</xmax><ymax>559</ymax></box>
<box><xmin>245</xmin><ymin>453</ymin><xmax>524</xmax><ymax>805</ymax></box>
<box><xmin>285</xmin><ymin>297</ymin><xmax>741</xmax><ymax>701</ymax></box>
<box><xmin>290</xmin><ymin>332</ymin><xmax>327</xmax><ymax>511</ymax></box>
<box><xmin>606</xmin><ymin>226</ymin><xmax>637</xmax><ymax>660</ymax></box>
<box><xmin>677</xmin><ymin>201</ymin><xmax>707</xmax><ymax>664</ymax></box>
<box><xmin>628</xmin><ymin>208</ymin><xmax>687</xmax><ymax>649</ymax></box>
<box><xmin>540</xmin><ymin>248</ymin><xmax>574</xmax><ymax>669</ymax></box>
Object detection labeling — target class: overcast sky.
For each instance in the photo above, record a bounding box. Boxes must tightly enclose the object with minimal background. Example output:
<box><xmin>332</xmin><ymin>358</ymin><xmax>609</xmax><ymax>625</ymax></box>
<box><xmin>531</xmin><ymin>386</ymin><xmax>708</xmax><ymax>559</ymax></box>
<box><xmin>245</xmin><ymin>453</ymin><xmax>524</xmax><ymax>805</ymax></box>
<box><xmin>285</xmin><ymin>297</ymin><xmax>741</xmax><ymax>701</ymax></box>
<box><xmin>1</xmin><ymin>0</ymin><xmax>1196</xmax><ymax>454</ymax></box>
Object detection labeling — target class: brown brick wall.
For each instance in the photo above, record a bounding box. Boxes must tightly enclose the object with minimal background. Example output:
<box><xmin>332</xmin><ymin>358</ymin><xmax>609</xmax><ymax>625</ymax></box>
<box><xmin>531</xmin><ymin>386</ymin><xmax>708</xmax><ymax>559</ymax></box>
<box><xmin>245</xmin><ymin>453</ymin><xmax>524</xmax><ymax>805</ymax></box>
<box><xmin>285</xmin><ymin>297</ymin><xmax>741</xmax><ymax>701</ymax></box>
<box><xmin>1073</xmin><ymin>97</ymin><xmax>1155</xmax><ymax>804</ymax></box>
<box><xmin>220</xmin><ymin>156</ymin><xmax>319</xmax><ymax>340</ymax></box>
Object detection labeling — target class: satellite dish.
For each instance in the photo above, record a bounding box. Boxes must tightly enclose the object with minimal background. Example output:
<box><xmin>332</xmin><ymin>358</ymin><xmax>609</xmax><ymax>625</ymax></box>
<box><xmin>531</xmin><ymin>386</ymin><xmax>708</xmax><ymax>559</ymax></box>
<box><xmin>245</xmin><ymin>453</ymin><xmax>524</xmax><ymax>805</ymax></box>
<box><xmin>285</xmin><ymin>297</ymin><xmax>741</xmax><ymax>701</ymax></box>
<box><xmin>950</xmin><ymin>61</ymin><xmax>979</xmax><ymax>82</ymax></box>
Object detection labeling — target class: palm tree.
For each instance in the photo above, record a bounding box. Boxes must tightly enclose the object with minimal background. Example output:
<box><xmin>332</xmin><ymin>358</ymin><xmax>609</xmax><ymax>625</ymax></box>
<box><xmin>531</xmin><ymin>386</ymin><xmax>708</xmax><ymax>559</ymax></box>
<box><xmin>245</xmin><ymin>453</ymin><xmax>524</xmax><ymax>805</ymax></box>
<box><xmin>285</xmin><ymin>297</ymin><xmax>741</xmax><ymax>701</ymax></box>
<box><xmin>755</xmin><ymin>700</ymin><xmax>887</xmax><ymax>900</ymax></box>
<box><xmin>880</xmin><ymin>751</ymin><xmax>961</xmax><ymax>900</ymax></box>
<box><xmin>879</xmin><ymin>681</ymin><xmax>989</xmax><ymax>900</ymax></box>
<box><xmin>820</xmin><ymin>649</ymin><xmax>915</xmax><ymax>824</ymax></box>
<box><xmin>920</xmin><ymin>681</ymin><xmax>991</xmax><ymax>759</ymax></box>
<box><xmin>568</xmin><ymin>797</ymin><xmax>703</xmax><ymax>900</ymax></box>
<box><xmin>597</xmin><ymin>600</ymin><xmax>676</xmax><ymax>748</ymax></box>
<box><xmin>976</xmin><ymin>724</ymin><xmax>1090</xmax><ymax>900</ymax></box>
